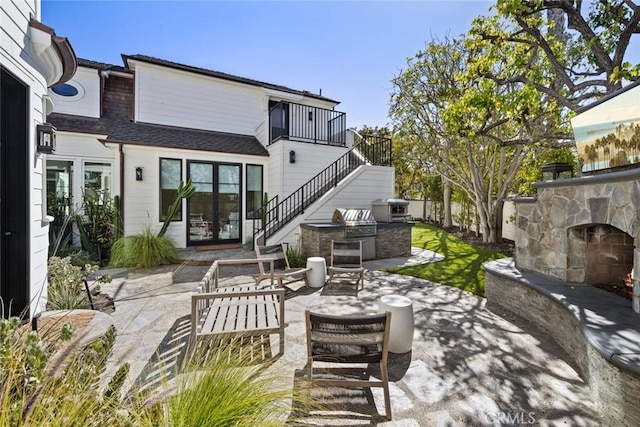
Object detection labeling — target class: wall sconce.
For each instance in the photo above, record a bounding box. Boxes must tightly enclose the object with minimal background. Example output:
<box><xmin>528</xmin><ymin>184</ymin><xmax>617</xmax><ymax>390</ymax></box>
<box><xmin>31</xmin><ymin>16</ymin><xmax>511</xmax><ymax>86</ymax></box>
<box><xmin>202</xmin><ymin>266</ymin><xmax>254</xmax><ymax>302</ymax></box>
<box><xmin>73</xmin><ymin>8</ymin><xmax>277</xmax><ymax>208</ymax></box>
<box><xmin>135</xmin><ymin>167</ymin><xmax>143</xmax><ymax>181</ymax></box>
<box><xmin>36</xmin><ymin>123</ymin><xmax>56</xmax><ymax>154</ymax></box>
<box><xmin>289</xmin><ymin>150</ymin><xmax>296</xmax><ymax>164</ymax></box>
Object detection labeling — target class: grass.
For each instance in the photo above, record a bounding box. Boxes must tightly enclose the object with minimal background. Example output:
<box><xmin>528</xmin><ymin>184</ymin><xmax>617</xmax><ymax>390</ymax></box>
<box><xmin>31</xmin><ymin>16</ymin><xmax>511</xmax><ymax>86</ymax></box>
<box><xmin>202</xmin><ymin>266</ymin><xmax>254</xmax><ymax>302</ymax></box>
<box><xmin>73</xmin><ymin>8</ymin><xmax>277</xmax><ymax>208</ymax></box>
<box><xmin>386</xmin><ymin>222</ymin><xmax>510</xmax><ymax>297</ymax></box>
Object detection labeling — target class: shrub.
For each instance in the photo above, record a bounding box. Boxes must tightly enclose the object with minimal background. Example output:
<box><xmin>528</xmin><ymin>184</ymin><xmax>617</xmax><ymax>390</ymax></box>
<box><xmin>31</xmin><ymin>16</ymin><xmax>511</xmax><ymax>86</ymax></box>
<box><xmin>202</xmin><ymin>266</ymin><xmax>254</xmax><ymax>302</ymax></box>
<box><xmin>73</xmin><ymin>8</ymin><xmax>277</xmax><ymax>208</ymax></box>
<box><xmin>47</xmin><ymin>257</ymin><xmax>110</xmax><ymax>310</ymax></box>
<box><xmin>0</xmin><ymin>317</ymin><xmax>312</xmax><ymax>426</ymax></box>
<box><xmin>109</xmin><ymin>227</ymin><xmax>180</xmax><ymax>268</ymax></box>
<box><xmin>75</xmin><ymin>189</ymin><xmax>117</xmax><ymax>266</ymax></box>
<box><xmin>286</xmin><ymin>245</ymin><xmax>307</xmax><ymax>268</ymax></box>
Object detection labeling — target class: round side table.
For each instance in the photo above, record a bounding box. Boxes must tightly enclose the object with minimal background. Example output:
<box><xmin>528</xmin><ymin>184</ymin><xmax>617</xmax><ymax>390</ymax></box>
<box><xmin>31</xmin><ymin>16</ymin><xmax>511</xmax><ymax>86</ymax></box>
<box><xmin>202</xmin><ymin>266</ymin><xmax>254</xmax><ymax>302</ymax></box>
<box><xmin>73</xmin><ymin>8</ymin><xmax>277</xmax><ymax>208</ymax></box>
<box><xmin>379</xmin><ymin>294</ymin><xmax>414</xmax><ymax>353</ymax></box>
<box><xmin>306</xmin><ymin>257</ymin><xmax>327</xmax><ymax>288</ymax></box>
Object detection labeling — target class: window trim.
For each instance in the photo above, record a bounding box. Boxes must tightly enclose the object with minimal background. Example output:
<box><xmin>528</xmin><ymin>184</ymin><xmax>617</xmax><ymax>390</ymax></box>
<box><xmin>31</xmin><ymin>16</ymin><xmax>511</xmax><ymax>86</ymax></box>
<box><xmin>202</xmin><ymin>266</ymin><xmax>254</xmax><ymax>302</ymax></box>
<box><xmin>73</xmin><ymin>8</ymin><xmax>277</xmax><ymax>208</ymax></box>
<box><xmin>159</xmin><ymin>157</ymin><xmax>183</xmax><ymax>222</ymax></box>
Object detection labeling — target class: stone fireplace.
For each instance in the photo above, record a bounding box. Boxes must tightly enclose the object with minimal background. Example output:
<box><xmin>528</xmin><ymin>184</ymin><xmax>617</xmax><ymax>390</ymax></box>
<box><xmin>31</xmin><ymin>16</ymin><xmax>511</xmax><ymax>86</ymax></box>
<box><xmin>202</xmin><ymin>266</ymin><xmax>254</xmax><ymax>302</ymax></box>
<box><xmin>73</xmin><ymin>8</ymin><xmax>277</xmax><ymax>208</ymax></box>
<box><xmin>485</xmin><ymin>167</ymin><xmax>640</xmax><ymax>426</ymax></box>
<box><xmin>514</xmin><ymin>167</ymin><xmax>640</xmax><ymax>312</ymax></box>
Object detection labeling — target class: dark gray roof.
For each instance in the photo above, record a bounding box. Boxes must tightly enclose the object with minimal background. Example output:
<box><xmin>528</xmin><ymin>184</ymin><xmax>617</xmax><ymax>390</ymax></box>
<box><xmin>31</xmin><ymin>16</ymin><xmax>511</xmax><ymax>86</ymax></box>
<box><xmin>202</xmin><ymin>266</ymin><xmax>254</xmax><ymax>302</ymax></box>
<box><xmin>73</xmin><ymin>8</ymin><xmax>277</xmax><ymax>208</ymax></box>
<box><xmin>48</xmin><ymin>115</ymin><xmax>268</xmax><ymax>157</ymax></box>
<box><xmin>48</xmin><ymin>113</ymin><xmax>108</xmax><ymax>135</ymax></box>
<box><xmin>77</xmin><ymin>58</ymin><xmax>129</xmax><ymax>73</ymax></box>
<box><xmin>122</xmin><ymin>54</ymin><xmax>339</xmax><ymax>104</ymax></box>
<box><xmin>104</xmin><ymin>121</ymin><xmax>268</xmax><ymax>156</ymax></box>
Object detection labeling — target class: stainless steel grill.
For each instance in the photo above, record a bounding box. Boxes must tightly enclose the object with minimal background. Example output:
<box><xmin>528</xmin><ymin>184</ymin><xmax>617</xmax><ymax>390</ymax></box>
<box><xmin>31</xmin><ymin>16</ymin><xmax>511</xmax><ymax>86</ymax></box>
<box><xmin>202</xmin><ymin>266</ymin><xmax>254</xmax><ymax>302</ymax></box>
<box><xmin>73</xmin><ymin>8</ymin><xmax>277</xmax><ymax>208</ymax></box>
<box><xmin>332</xmin><ymin>208</ymin><xmax>377</xmax><ymax>236</ymax></box>
<box><xmin>332</xmin><ymin>208</ymin><xmax>377</xmax><ymax>259</ymax></box>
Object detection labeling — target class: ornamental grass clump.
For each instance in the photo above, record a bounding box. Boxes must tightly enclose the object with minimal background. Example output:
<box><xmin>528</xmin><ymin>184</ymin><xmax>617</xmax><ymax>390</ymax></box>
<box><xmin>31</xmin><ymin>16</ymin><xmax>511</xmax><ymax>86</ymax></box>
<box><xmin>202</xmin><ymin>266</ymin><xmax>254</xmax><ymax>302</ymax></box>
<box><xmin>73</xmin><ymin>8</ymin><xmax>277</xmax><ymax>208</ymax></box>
<box><xmin>0</xmin><ymin>316</ymin><xmax>143</xmax><ymax>426</ymax></box>
<box><xmin>165</xmin><ymin>341</ymin><xmax>314</xmax><ymax>427</ymax></box>
<box><xmin>109</xmin><ymin>227</ymin><xmax>180</xmax><ymax>268</ymax></box>
<box><xmin>0</xmin><ymin>317</ymin><xmax>315</xmax><ymax>426</ymax></box>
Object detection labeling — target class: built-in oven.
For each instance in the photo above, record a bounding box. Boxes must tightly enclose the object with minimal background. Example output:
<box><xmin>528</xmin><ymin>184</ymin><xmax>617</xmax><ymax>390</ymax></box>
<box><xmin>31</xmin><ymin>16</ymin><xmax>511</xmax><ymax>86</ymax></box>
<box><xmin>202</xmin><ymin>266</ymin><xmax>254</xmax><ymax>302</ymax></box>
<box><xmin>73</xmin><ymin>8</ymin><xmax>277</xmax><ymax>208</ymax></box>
<box><xmin>371</xmin><ymin>199</ymin><xmax>411</xmax><ymax>223</ymax></box>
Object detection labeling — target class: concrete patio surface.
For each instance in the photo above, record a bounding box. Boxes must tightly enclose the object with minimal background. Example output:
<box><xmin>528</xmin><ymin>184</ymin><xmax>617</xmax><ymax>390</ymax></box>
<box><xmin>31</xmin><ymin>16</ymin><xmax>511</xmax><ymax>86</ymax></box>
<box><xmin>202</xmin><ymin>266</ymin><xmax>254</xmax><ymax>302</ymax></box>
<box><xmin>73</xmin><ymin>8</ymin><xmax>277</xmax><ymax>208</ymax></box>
<box><xmin>97</xmin><ymin>247</ymin><xmax>601</xmax><ymax>426</ymax></box>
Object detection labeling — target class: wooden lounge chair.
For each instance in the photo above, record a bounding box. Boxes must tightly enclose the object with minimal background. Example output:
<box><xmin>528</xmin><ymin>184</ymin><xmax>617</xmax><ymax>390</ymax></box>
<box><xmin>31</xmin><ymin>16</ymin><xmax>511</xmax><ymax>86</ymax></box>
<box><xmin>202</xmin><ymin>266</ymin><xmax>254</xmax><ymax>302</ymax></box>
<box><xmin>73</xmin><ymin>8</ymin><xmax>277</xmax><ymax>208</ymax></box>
<box><xmin>305</xmin><ymin>310</ymin><xmax>392</xmax><ymax>420</ymax></box>
<box><xmin>255</xmin><ymin>243</ymin><xmax>312</xmax><ymax>288</ymax></box>
<box><xmin>190</xmin><ymin>258</ymin><xmax>285</xmax><ymax>356</ymax></box>
<box><xmin>327</xmin><ymin>240</ymin><xmax>365</xmax><ymax>293</ymax></box>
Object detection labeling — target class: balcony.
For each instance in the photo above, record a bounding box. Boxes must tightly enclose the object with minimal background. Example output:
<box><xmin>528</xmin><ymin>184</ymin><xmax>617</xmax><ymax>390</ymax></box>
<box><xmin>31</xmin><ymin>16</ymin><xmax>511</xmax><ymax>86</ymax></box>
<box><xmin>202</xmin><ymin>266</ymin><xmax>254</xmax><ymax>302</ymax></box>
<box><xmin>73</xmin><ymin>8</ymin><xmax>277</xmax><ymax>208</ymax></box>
<box><xmin>269</xmin><ymin>101</ymin><xmax>346</xmax><ymax>146</ymax></box>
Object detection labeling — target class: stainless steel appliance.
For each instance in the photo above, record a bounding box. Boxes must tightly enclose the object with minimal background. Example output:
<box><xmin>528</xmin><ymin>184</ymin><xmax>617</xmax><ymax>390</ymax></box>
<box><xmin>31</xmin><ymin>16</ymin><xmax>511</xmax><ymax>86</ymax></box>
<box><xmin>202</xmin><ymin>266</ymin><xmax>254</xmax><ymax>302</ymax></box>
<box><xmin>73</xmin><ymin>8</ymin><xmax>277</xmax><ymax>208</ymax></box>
<box><xmin>371</xmin><ymin>199</ymin><xmax>411</xmax><ymax>223</ymax></box>
<box><xmin>332</xmin><ymin>208</ymin><xmax>377</xmax><ymax>260</ymax></box>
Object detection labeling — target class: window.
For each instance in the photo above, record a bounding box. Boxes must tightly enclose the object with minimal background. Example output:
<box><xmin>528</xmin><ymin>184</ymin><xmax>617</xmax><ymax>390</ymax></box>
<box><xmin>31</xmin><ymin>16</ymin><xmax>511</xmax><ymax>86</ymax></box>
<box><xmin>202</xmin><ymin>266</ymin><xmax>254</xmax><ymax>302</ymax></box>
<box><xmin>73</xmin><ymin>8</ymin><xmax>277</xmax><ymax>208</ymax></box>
<box><xmin>246</xmin><ymin>164</ymin><xmax>263</xmax><ymax>219</ymax></box>
<box><xmin>51</xmin><ymin>83</ymin><xmax>79</xmax><ymax>97</ymax></box>
<box><xmin>84</xmin><ymin>162</ymin><xmax>112</xmax><ymax>198</ymax></box>
<box><xmin>46</xmin><ymin>160</ymin><xmax>74</xmax><ymax>217</ymax></box>
<box><xmin>160</xmin><ymin>158</ymin><xmax>182</xmax><ymax>222</ymax></box>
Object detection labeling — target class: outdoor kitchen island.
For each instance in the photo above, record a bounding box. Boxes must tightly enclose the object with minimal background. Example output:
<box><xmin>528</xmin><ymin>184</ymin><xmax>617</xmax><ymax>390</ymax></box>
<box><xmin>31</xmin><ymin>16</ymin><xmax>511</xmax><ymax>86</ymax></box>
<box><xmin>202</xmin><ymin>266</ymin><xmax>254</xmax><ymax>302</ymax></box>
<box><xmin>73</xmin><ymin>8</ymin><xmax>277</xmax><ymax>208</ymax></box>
<box><xmin>300</xmin><ymin>221</ymin><xmax>413</xmax><ymax>262</ymax></box>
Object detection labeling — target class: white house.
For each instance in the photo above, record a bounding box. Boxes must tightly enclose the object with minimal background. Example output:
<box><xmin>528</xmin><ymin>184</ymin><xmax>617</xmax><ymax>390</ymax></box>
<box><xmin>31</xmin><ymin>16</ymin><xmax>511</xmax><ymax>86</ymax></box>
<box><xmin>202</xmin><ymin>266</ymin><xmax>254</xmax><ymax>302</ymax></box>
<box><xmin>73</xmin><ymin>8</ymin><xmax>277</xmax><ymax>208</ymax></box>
<box><xmin>1</xmin><ymin>0</ymin><xmax>76</xmax><ymax>318</ymax></box>
<box><xmin>47</xmin><ymin>54</ymin><xmax>394</xmax><ymax>250</ymax></box>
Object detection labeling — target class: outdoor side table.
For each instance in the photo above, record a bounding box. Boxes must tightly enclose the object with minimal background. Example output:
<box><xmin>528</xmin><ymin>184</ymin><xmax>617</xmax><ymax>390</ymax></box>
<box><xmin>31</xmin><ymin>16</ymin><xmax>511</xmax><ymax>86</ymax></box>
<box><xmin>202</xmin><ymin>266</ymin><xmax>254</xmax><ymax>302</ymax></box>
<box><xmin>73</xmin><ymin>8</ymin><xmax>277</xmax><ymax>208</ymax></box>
<box><xmin>306</xmin><ymin>257</ymin><xmax>327</xmax><ymax>288</ymax></box>
<box><xmin>378</xmin><ymin>294</ymin><xmax>414</xmax><ymax>353</ymax></box>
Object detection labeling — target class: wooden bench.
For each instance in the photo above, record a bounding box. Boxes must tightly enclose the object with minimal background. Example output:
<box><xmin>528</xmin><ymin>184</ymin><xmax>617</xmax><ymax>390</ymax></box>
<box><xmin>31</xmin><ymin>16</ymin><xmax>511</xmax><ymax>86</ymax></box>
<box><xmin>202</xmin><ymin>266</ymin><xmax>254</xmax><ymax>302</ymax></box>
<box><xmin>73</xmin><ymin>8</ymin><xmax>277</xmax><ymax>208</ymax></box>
<box><xmin>190</xmin><ymin>258</ymin><xmax>285</xmax><ymax>355</ymax></box>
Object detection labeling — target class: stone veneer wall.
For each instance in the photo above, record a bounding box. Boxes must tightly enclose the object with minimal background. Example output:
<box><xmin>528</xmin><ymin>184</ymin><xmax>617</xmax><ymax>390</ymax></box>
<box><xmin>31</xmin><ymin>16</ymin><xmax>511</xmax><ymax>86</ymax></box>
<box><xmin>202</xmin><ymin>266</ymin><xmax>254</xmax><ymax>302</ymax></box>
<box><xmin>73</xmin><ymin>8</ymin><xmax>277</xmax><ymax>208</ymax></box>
<box><xmin>375</xmin><ymin>223</ymin><xmax>413</xmax><ymax>259</ymax></box>
<box><xmin>300</xmin><ymin>225</ymin><xmax>344</xmax><ymax>261</ymax></box>
<box><xmin>486</xmin><ymin>270</ymin><xmax>640</xmax><ymax>426</ymax></box>
<box><xmin>514</xmin><ymin>168</ymin><xmax>640</xmax><ymax>312</ymax></box>
<box><xmin>300</xmin><ymin>222</ymin><xmax>413</xmax><ymax>261</ymax></box>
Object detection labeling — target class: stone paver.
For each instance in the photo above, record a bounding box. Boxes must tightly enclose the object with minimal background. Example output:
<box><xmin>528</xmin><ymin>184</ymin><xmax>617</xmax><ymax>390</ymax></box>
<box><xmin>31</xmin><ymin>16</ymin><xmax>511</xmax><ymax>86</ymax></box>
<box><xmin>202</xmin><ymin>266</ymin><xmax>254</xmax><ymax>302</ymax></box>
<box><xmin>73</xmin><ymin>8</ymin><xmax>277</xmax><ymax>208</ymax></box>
<box><xmin>96</xmin><ymin>247</ymin><xmax>601</xmax><ymax>426</ymax></box>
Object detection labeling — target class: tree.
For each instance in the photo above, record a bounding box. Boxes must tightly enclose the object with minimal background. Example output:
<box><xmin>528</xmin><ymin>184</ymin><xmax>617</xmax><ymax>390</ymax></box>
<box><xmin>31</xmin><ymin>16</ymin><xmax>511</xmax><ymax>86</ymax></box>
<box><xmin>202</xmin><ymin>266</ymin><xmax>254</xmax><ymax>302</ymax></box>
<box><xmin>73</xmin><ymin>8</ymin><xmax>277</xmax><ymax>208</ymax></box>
<box><xmin>390</xmin><ymin>37</ymin><xmax>551</xmax><ymax>243</ymax></box>
<box><xmin>470</xmin><ymin>0</ymin><xmax>640</xmax><ymax>112</ymax></box>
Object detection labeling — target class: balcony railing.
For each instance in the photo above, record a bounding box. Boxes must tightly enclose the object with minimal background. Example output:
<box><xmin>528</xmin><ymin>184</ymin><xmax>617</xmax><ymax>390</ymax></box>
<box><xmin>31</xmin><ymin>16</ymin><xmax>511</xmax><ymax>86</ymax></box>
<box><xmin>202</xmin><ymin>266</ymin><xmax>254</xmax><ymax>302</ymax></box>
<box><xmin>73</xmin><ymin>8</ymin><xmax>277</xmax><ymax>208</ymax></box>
<box><xmin>269</xmin><ymin>101</ymin><xmax>346</xmax><ymax>146</ymax></box>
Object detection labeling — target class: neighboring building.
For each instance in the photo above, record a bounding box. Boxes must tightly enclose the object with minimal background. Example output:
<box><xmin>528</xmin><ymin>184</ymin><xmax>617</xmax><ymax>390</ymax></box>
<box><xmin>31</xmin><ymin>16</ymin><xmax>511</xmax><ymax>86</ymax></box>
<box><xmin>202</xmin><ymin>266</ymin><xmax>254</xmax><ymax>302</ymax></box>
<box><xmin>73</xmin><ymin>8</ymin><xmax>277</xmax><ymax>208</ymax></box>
<box><xmin>1</xmin><ymin>0</ymin><xmax>76</xmax><ymax>318</ymax></box>
<box><xmin>48</xmin><ymin>55</ymin><xmax>394</xmax><ymax>250</ymax></box>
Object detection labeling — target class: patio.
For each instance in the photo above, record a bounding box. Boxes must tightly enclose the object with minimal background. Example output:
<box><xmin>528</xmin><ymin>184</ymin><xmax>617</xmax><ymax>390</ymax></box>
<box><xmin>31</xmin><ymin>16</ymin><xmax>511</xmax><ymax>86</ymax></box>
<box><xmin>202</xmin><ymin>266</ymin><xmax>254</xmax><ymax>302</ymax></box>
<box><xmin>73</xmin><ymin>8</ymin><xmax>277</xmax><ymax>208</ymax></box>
<box><xmin>96</xmin><ymin>247</ymin><xmax>600</xmax><ymax>426</ymax></box>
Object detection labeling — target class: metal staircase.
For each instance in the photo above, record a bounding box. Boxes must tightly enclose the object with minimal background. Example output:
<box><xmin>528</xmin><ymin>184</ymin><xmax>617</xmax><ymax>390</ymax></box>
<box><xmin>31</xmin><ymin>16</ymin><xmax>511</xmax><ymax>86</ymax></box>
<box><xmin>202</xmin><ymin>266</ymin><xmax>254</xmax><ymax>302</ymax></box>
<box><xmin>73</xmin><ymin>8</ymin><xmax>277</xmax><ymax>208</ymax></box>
<box><xmin>253</xmin><ymin>133</ymin><xmax>392</xmax><ymax>245</ymax></box>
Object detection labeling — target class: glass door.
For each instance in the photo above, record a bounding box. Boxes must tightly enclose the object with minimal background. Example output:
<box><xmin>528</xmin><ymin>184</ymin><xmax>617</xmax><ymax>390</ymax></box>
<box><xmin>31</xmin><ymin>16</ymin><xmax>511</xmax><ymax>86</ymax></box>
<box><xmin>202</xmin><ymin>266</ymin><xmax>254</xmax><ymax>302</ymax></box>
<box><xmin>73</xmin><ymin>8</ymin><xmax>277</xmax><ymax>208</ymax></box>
<box><xmin>187</xmin><ymin>162</ymin><xmax>241</xmax><ymax>246</ymax></box>
<box><xmin>187</xmin><ymin>162</ymin><xmax>214</xmax><ymax>244</ymax></box>
<box><xmin>218</xmin><ymin>164</ymin><xmax>240</xmax><ymax>241</ymax></box>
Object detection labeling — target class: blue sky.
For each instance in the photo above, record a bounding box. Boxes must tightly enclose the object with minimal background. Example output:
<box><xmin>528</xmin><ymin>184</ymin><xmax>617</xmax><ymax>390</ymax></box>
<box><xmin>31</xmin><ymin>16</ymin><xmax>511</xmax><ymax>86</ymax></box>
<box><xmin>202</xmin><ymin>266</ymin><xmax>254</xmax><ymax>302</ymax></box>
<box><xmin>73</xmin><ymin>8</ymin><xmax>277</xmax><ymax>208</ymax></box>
<box><xmin>42</xmin><ymin>1</ymin><xmax>494</xmax><ymax>129</ymax></box>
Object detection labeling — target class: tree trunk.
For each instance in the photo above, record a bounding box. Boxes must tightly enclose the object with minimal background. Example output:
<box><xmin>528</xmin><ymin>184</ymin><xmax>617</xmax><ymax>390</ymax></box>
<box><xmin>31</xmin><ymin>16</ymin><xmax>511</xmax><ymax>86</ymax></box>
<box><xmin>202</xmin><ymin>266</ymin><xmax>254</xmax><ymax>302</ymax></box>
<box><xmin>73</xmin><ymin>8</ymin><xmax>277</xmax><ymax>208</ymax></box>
<box><xmin>443</xmin><ymin>179</ymin><xmax>453</xmax><ymax>227</ymax></box>
<box><xmin>494</xmin><ymin>199</ymin><xmax>504</xmax><ymax>242</ymax></box>
<box><xmin>422</xmin><ymin>198</ymin><xmax>427</xmax><ymax>221</ymax></box>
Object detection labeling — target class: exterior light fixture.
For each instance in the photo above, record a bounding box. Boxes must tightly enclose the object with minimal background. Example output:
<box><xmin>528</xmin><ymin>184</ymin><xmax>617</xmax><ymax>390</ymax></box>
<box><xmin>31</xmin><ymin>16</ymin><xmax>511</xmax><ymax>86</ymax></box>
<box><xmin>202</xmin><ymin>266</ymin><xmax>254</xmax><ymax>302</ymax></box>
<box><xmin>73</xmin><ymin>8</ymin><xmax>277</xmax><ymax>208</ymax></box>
<box><xmin>289</xmin><ymin>150</ymin><xmax>296</xmax><ymax>164</ymax></box>
<box><xmin>36</xmin><ymin>123</ymin><xmax>56</xmax><ymax>154</ymax></box>
<box><xmin>541</xmin><ymin>163</ymin><xmax>573</xmax><ymax>181</ymax></box>
<box><xmin>135</xmin><ymin>167</ymin><xmax>143</xmax><ymax>181</ymax></box>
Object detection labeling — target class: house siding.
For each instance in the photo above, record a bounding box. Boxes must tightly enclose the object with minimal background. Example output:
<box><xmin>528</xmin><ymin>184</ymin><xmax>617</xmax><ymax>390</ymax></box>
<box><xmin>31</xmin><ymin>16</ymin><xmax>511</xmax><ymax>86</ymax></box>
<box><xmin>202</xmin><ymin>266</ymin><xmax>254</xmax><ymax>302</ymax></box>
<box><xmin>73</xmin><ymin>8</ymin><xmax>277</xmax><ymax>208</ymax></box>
<box><xmin>1</xmin><ymin>0</ymin><xmax>53</xmax><ymax>317</ymax></box>
<box><xmin>119</xmin><ymin>144</ymin><xmax>268</xmax><ymax>248</ymax></box>
<box><xmin>133</xmin><ymin>62</ymin><xmax>266</xmax><ymax>135</ymax></box>
<box><xmin>48</xmin><ymin>66</ymin><xmax>101</xmax><ymax>118</ymax></box>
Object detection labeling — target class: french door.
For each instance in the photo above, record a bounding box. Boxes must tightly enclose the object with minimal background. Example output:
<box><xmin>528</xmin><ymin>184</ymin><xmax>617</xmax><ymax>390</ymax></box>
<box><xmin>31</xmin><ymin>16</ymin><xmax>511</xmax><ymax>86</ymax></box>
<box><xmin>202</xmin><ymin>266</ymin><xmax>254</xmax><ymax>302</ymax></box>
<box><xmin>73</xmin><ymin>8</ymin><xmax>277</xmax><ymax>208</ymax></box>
<box><xmin>187</xmin><ymin>161</ymin><xmax>241</xmax><ymax>246</ymax></box>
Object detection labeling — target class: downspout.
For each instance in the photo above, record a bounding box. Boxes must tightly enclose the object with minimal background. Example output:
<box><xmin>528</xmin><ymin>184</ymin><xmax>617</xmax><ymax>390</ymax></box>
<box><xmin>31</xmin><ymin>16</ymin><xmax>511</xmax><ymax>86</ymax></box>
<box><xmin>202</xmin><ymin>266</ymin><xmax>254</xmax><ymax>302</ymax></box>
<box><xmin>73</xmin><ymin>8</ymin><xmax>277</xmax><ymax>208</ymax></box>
<box><xmin>119</xmin><ymin>143</ymin><xmax>125</xmax><ymax>234</ymax></box>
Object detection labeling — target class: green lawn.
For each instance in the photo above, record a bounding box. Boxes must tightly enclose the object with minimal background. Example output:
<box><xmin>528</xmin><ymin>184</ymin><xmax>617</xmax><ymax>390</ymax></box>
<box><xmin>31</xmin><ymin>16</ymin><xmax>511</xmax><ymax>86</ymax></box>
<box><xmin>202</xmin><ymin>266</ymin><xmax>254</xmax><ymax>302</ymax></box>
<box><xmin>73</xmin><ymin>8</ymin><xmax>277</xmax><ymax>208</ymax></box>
<box><xmin>385</xmin><ymin>223</ymin><xmax>510</xmax><ymax>297</ymax></box>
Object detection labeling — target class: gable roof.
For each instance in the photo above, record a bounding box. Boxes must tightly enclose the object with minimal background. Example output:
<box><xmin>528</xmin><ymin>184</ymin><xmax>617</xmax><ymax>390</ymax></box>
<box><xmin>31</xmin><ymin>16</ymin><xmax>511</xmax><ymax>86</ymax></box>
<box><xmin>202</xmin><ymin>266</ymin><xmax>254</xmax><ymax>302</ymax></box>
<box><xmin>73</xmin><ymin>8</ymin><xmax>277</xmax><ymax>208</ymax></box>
<box><xmin>122</xmin><ymin>54</ymin><xmax>339</xmax><ymax>104</ymax></box>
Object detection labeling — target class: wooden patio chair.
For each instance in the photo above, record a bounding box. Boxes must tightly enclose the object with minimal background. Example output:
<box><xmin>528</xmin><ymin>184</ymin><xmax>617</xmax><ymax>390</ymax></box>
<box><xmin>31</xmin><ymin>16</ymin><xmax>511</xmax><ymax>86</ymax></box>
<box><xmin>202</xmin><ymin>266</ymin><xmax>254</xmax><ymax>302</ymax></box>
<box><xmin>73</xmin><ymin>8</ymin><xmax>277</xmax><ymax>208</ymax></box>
<box><xmin>305</xmin><ymin>310</ymin><xmax>392</xmax><ymax>420</ymax></box>
<box><xmin>328</xmin><ymin>240</ymin><xmax>365</xmax><ymax>293</ymax></box>
<box><xmin>255</xmin><ymin>243</ymin><xmax>311</xmax><ymax>288</ymax></box>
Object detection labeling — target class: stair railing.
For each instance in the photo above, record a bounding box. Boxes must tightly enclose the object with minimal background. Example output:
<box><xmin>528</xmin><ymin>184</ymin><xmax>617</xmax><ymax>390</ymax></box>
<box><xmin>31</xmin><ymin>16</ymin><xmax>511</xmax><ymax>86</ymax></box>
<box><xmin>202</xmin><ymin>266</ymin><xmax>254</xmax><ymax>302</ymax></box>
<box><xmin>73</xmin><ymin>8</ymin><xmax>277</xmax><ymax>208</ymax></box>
<box><xmin>252</xmin><ymin>133</ymin><xmax>391</xmax><ymax>245</ymax></box>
